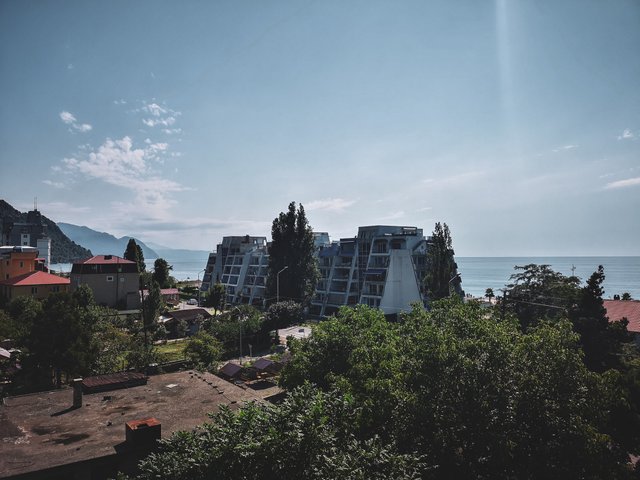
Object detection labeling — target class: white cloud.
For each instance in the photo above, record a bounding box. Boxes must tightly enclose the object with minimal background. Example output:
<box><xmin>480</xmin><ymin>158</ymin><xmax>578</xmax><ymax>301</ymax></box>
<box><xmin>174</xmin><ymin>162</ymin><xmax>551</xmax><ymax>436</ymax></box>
<box><xmin>42</xmin><ymin>179</ymin><xmax>65</xmax><ymax>188</ymax></box>
<box><xmin>140</xmin><ymin>101</ymin><xmax>180</xmax><ymax>128</ymax></box>
<box><xmin>143</xmin><ymin>116</ymin><xmax>176</xmax><ymax>127</ymax></box>
<box><xmin>552</xmin><ymin>144</ymin><xmax>578</xmax><ymax>153</ymax></box>
<box><xmin>59</xmin><ymin>110</ymin><xmax>92</xmax><ymax>132</ymax></box>
<box><xmin>605</xmin><ymin>176</ymin><xmax>640</xmax><ymax>189</ymax></box>
<box><xmin>417</xmin><ymin>206</ymin><xmax>432</xmax><ymax>212</ymax></box>
<box><xmin>162</xmin><ymin>128</ymin><xmax>182</xmax><ymax>135</ymax></box>
<box><xmin>618</xmin><ymin>129</ymin><xmax>634</xmax><ymax>140</ymax></box>
<box><xmin>305</xmin><ymin>198</ymin><xmax>356</xmax><ymax>212</ymax></box>
<box><xmin>380</xmin><ymin>210</ymin><xmax>405</xmax><ymax>221</ymax></box>
<box><xmin>143</xmin><ymin>103</ymin><xmax>168</xmax><ymax>117</ymax></box>
<box><xmin>61</xmin><ymin>136</ymin><xmax>186</xmax><ymax>217</ymax></box>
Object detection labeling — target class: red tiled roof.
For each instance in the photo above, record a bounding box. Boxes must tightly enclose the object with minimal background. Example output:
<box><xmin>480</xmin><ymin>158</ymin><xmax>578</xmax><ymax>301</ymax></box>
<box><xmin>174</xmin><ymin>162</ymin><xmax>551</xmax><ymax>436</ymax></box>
<box><xmin>605</xmin><ymin>300</ymin><xmax>640</xmax><ymax>334</ymax></box>
<box><xmin>77</xmin><ymin>255</ymin><xmax>135</xmax><ymax>265</ymax></box>
<box><xmin>0</xmin><ymin>271</ymin><xmax>70</xmax><ymax>286</ymax></box>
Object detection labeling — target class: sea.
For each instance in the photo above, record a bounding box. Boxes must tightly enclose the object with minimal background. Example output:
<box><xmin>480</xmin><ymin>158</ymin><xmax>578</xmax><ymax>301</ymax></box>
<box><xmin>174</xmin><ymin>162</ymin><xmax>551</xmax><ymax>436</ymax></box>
<box><xmin>51</xmin><ymin>255</ymin><xmax>640</xmax><ymax>300</ymax></box>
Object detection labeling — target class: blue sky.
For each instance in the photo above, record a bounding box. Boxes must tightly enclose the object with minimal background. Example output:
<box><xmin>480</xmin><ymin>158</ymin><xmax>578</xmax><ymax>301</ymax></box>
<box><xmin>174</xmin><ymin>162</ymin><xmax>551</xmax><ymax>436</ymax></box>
<box><xmin>1</xmin><ymin>0</ymin><xmax>639</xmax><ymax>255</ymax></box>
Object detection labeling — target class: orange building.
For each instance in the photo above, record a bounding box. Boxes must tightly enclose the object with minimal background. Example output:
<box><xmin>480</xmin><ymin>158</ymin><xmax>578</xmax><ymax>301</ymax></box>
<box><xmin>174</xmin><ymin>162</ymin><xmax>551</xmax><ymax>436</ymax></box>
<box><xmin>0</xmin><ymin>271</ymin><xmax>70</xmax><ymax>301</ymax></box>
<box><xmin>0</xmin><ymin>246</ymin><xmax>39</xmax><ymax>281</ymax></box>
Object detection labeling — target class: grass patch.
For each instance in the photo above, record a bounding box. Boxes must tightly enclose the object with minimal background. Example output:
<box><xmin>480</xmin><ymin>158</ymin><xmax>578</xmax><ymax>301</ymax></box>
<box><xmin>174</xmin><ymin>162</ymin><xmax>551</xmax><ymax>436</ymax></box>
<box><xmin>156</xmin><ymin>340</ymin><xmax>188</xmax><ymax>362</ymax></box>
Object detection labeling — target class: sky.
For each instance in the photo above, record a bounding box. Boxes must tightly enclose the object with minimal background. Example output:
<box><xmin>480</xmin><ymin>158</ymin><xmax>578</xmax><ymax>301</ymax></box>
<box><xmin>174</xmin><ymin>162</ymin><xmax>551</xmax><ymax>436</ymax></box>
<box><xmin>1</xmin><ymin>0</ymin><xmax>639</xmax><ymax>256</ymax></box>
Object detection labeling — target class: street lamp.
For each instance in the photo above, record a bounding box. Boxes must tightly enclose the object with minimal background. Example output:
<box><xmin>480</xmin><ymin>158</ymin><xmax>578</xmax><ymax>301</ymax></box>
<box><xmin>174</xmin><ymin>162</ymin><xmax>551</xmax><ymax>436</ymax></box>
<box><xmin>196</xmin><ymin>268</ymin><xmax>206</xmax><ymax>306</ymax></box>
<box><xmin>448</xmin><ymin>273</ymin><xmax>461</xmax><ymax>296</ymax></box>
<box><xmin>276</xmin><ymin>266</ymin><xmax>288</xmax><ymax>303</ymax></box>
<box><xmin>233</xmin><ymin>305</ymin><xmax>244</xmax><ymax>362</ymax></box>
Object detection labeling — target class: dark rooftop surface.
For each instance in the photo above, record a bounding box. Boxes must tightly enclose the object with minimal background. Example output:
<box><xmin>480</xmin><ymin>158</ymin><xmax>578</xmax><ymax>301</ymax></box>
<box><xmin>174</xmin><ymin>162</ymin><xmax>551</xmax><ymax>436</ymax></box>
<box><xmin>0</xmin><ymin>371</ymin><xmax>264</xmax><ymax>478</ymax></box>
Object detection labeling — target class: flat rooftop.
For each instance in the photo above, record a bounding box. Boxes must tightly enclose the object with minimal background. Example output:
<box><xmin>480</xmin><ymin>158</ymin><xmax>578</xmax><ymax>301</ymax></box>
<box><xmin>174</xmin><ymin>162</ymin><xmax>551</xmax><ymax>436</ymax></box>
<box><xmin>0</xmin><ymin>371</ymin><xmax>264</xmax><ymax>478</ymax></box>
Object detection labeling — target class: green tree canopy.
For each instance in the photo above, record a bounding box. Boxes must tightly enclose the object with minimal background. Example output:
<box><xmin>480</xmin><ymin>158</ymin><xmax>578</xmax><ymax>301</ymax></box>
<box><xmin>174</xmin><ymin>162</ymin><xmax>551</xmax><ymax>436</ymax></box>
<box><xmin>184</xmin><ymin>331</ymin><xmax>223</xmax><ymax>371</ymax></box>
<box><xmin>152</xmin><ymin>258</ymin><xmax>174</xmax><ymax>288</ymax></box>
<box><xmin>266</xmin><ymin>201</ymin><xmax>318</xmax><ymax>304</ymax></box>
<box><xmin>205</xmin><ymin>282</ymin><xmax>226</xmax><ymax>315</ymax></box>
<box><xmin>124</xmin><ymin>238</ymin><xmax>145</xmax><ymax>273</ymax></box>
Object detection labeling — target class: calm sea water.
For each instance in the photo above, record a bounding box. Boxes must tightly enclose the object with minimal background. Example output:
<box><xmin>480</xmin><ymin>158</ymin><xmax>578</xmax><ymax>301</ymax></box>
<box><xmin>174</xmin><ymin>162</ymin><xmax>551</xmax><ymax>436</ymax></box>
<box><xmin>51</xmin><ymin>255</ymin><xmax>640</xmax><ymax>300</ymax></box>
<box><xmin>456</xmin><ymin>257</ymin><xmax>640</xmax><ymax>299</ymax></box>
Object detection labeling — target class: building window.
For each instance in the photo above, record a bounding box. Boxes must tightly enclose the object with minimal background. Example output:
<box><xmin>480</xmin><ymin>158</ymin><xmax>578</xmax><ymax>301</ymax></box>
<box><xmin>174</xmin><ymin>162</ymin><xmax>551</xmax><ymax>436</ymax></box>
<box><xmin>19</xmin><ymin>261</ymin><xmax>23</xmax><ymax>268</ymax></box>
<box><xmin>106</xmin><ymin>276</ymin><xmax>114</xmax><ymax>282</ymax></box>
<box><xmin>31</xmin><ymin>287</ymin><xmax>38</xmax><ymax>294</ymax></box>
<box><xmin>52</xmin><ymin>286</ymin><xmax>60</xmax><ymax>293</ymax></box>
<box><xmin>120</xmin><ymin>277</ymin><xmax>125</xmax><ymax>282</ymax></box>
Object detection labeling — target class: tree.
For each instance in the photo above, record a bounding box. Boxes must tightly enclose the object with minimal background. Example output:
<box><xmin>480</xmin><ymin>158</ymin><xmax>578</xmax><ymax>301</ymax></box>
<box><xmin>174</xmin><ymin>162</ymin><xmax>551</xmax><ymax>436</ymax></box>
<box><xmin>504</xmin><ymin>264</ymin><xmax>580</xmax><ymax>330</ymax></box>
<box><xmin>485</xmin><ymin>287</ymin><xmax>495</xmax><ymax>303</ymax></box>
<box><xmin>622</xmin><ymin>292</ymin><xmax>633</xmax><ymax>301</ymax></box>
<box><xmin>127</xmin><ymin>385</ymin><xmax>423</xmax><ymax>480</ymax></box>
<box><xmin>152</xmin><ymin>258</ymin><xmax>173</xmax><ymax>288</ymax></box>
<box><xmin>266</xmin><ymin>202</ymin><xmax>318</xmax><ymax>304</ymax></box>
<box><xmin>184</xmin><ymin>332</ymin><xmax>223</xmax><ymax>371</ymax></box>
<box><xmin>142</xmin><ymin>281</ymin><xmax>163</xmax><ymax>346</ymax></box>
<box><xmin>569</xmin><ymin>266</ymin><xmax>633</xmax><ymax>372</ymax></box>
<box><xmin>424</xmin><ymin>222</ymin><xmax>462</xmax><ymax>302</ymax></box>
<box><xmin>206</xmin><ymin>282</ymin><xmax>226</xmax><ymax>315</ymax></box>
<box><xmin>262</xmin><ymin>301</ymin><xmax>303</xmax><ymax>332</ymax></box>
<box><xmin>22</xmin><ymin>292</ymin><xmax>102</xmax><ymax>388</ymax></box>
<box><xmin>124</xmin><ymin>238</ymin><xmax>145</xmax><ymax>272</ymax></box>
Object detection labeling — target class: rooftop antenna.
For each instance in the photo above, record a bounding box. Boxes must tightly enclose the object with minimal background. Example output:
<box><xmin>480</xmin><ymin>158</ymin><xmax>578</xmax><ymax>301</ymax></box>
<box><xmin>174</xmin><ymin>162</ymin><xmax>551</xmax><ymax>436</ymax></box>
<box><xmin>571</xmin><ymin>264</ymin><xmax>576</xmax><ymax>276</ymax></box>
<box><xmin>34</xmin><ymin>197</ymin><xmax>37</xmax><ymax>211</ymax></box>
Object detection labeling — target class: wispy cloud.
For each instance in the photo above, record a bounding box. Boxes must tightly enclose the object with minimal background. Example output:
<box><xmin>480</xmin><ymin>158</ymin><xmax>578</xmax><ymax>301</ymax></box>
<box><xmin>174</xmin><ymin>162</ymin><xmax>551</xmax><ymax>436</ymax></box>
<box><xmin>113</xmin><ymin>99</ymin><xmax>127</xmax><ymax>105</ymax></box>
<box><xmin>417</xmin><ymin>206</ymin><xmax>432</xmax><ymax>212</ymax></box>
<box><xmin>162</xmin><ymin>128</ymin><xmax>182</xmax><ymax>135</ymax></box>
<box><xmin>59</xmin><ymin>111</ymin><xmax>92</xmax><ymax>132</ymax></box>
<box><xmin>552</xmin><ymin>144</ymin><xmax>578</xmax><ymax>152</ymax></box>
<box><xmin>605</xmin><ymin>176</ymin><xmax>640</xmax><ymax>189</ymax></box>
<box><xmin>380</xmin><ymin>210</ymin><xmax>405</xmax><ymax>221</ymax></box>
<box><xmin>618</xmin><ymin>129</ymin><xmax>634</xmax><ymax>140</ymax></box>
<box><xmin>140</xmin><ymin>101</ymin><xmax>181</xmax><ymax>129</ymax></box>
<box><xmin>422</xmin><ymin>171</ymin><xmax>485</xmax><ymax>187</ymax></box>
<box><xmin>305</xmin><ymin>198</ymin><xmax>356</xmax><ymax>212</ymax></box>
<box><xmin>42</xmin><ymin>179</ymin><xmax>65</xmax><ymax>189</ymax></box>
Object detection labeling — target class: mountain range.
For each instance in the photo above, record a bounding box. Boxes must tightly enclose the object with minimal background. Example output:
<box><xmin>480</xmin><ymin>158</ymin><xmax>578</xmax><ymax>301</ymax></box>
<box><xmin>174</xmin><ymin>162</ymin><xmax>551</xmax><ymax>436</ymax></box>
<box><xmin>57</xmin><ymin>223</ymin><xmax>159</xmax><ymax>260</ymax></box>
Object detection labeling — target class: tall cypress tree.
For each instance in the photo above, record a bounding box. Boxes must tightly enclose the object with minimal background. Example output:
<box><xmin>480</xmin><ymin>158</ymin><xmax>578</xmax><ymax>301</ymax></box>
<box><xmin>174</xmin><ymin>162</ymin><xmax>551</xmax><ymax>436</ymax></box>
<box><xmin>266</xmin><ymin>202</ymin><xmax>318</xmax><ymax>304</ymax></box>
<box><xmin>424</xmin><ymin>222</ymin><xmax>462</xmax><ymax>302</ymax></box>
<box><xmin>124</xmin><ymin>238</ymin><xmax>145</xmax><ymax>273</ymax></box>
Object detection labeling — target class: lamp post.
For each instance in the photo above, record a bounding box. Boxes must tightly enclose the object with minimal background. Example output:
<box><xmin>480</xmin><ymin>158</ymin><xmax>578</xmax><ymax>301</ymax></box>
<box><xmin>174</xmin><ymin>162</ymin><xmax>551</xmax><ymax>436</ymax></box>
<box><xmin>196</xmin><ymin>268</ymin><xmax>206</xmax><ymax>306</ymax></box>
<box><xmin>233</xmin><ymin>305</ymin><xmax>244</xmax><ymax>362</ymax></box>
<box><xmin>448</xmin><ymin>273</ymin><xmax>461</xmax><ymax>296</ymax></box>
<box><xmin>276</xmin><ymin>266</ymin><xmax>288</xmax><ymax>303</ymax></box>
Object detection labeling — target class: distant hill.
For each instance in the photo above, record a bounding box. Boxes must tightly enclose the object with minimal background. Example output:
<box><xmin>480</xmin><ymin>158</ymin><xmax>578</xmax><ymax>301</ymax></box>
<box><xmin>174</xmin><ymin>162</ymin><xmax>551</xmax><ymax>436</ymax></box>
<box><xmin>0</xmin><ymin>199</ymin><xmax>93</xmax><ymax>263</ymax></box>
<box><xmin>58</xmin><ymin>223</ymin><xmax>159</xmax><ymax>261</ymax></box>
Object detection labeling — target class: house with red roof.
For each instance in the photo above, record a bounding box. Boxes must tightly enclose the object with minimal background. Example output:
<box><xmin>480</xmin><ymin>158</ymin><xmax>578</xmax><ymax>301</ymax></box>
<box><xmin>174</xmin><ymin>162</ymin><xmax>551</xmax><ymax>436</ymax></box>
<box><xmin>605</xmin><ymin>299</ymin><xmax>640</xmax><ymax>342</ymax></box>
<box><xmin>0</xmin><ymin>270</ymin><xmax>70</xmax><ymax>301</ymax></box>
<box><xmin>71</xmin><ymin>255</ymin><xmax>140</xmax><ymax>310</ymax></box>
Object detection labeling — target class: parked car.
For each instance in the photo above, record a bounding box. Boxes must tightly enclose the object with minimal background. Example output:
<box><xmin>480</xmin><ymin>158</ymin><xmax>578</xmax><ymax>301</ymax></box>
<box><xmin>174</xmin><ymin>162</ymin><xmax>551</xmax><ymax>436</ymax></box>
<box><xmin>186</xmin><ymin>298</ymin><xmax>198</xmax><ymax>305</ymax></box>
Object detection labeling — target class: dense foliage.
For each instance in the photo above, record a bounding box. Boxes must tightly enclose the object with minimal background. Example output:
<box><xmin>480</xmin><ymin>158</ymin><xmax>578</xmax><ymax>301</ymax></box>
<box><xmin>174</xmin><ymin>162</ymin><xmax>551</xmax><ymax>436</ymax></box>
<box><xmin>266</xmin><ymin>201</ymin><xmax>318</xmax><ymax>304</ymax></box>
<box><xmin>127</xmin><ymin>298</ymin><xmax>640</xmax><ymax>479</ymax></box>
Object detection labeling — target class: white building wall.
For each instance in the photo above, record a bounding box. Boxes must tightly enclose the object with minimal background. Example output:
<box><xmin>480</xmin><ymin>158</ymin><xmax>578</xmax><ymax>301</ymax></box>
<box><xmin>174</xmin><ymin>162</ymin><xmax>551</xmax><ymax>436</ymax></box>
<box><xmin>378</xmin><ymin>250</ymin><xmax>422</xmax><ymax>315</ymax></box>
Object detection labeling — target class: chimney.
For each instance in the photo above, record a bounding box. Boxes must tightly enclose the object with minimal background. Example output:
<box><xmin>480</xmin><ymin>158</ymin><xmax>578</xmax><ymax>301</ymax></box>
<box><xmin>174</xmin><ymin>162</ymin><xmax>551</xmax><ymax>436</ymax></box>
<box><xmin>72</xmin><ymin>378</ymin><xmax>83</xmax><ymax>408</ymax></box>
<box><xmin>125</xmin><ymin>418</ymin><xmax>161</xmax><ymax>449</ymax></box>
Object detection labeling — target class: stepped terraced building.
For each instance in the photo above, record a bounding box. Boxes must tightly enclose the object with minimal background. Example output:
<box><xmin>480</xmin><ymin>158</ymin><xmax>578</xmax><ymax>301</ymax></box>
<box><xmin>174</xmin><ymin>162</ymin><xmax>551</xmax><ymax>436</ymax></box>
<box><xmin>202</xmin><ymin>225</ymin><xmax>461</xmax><ymax>316</ymax></box>
<box><xmin>310</xmin><ymin>226</ymin><xmax>430</xmax><ymax>316</ymax></box>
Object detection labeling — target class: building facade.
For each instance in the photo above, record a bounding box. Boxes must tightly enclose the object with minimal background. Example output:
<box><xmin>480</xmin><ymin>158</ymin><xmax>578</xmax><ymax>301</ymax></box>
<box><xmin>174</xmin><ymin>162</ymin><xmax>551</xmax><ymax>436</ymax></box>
<box><xmin>310</xmin><ymin>226</ymin><xmax>430</xmax><ymax>316</ymax></box>
<box><xmin>4</xmin><ymin>209</ymin><xmax>52</xmax><ymax>266</ymax></box>
<box><xmin>0</xmin><ymin>270</ymin><xmax>70</xmax><ymax>301</ymax></box>
<box><xmin>202</xmin><ymin>236</ymin><xmax>270</xmax><ymax>306</ymax></box>
<box><xmin>71</xmin><ymin>255</ymin><xmax>140</xmax><ymax>309</ymax></box>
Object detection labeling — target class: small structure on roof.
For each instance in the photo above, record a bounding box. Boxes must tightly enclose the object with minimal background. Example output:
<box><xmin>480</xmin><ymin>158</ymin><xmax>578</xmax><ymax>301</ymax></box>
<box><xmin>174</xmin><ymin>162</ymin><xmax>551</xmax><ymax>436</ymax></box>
<box><xmin>82</xmin><ymin>372</ymin><xmax>148</xmax><ymax>393</ymax></box>
<box><xmin>218</xmin><ymin>362</ymin><xmax>243</xmax><ymax>380</ymax></box>
<box><xmin>163</xmin><ymin>308</ymin><xmax>211</xmax><ymax>337</ymax></box>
